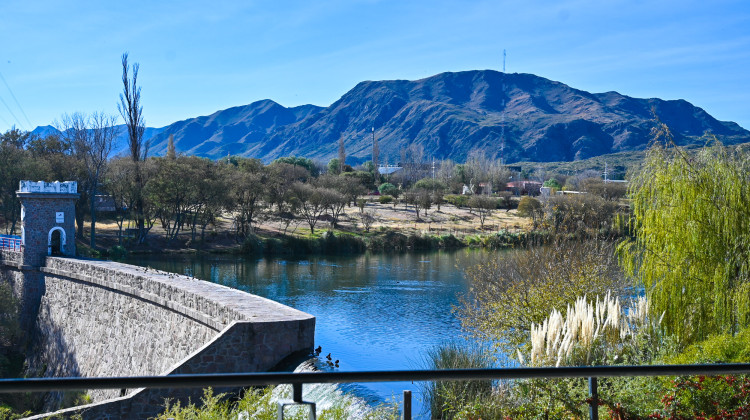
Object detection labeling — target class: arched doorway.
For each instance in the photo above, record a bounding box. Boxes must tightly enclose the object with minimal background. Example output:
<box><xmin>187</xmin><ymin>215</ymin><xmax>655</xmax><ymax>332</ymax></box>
<box><xmin>48</xmin><ymin>227</ymin><xmax>66</xmax><ymax>256</ymax></box>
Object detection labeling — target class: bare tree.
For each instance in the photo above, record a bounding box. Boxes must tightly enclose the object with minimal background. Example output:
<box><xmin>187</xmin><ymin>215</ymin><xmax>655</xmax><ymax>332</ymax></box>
<box><xmin>59</xmin><ymin>112</ymin><xmax>118</xmax><ymax>248</ymax></box>
<box><xmin>360</xmin><ymin>210</ymin><xmax>376</xmax><ymax>232</ymax></box>
<box><xmin>291</xmin><ymin>182</ymin><xmax>327</xmax><ymax>234</ymax></box>
<box><xmin>105</xmin><ymin>158</ymin><xmax>134</xmax><ymax>245</ymax></box>
<box><xmin>118</xmin><ymin>53</ymin><xmax>148</xmax><ymax>243</ymax></box>
<box><xmin>469</xmin><ymin>195</ymin><xmax>496</xmax><ymax>230</ymax></box>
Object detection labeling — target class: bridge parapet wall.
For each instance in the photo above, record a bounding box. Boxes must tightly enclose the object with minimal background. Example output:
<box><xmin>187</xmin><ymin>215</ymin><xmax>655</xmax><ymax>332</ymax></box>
<box><xmin>0</xmin><ymin>249</ymin><xmax>22</xmax><ymax>267</ymax></box>
<box><xmin>15</xmin><ymin>257</ymin><xmax>314</xmax><ymax>418</ymax></box>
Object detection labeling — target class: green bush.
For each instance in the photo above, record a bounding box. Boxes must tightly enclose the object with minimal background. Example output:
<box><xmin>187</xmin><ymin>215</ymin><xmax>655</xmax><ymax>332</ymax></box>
<box><xmin>320</xmin><ymin>231</ymin><xmax>366</xmax><ymax>255</ymax></box>
<box><xmin>240</xmin><ymin>234</ymin><xmax>264</xmax><ymax>255</ymax></box>
<box><xmin>438</xmin><ymin>234</ymin><xmax>462</xmax><ymax>249</ymax></box>
<box><xmin>378</xmin><ymin>195</ymin><xmax>393</xmax><ymax>204</ymax></box>
<box><xmin>443</xmin><ymin>194</ymin><xmax>469</xmax><ymax>208</ymax></box>
<box><xmin>107</xmin><ymin>245</ymin><xmax>128</xmax><ymax>260</ymax></box>
<box><xmin>516</xmin><ymin>196</ymin><xmax>542</xmax><ymax>218</ymax></box>
<box><xmin>378</xmin><ymin>182</ymin><xmax>399</xmax><ymax>197</ymax></box>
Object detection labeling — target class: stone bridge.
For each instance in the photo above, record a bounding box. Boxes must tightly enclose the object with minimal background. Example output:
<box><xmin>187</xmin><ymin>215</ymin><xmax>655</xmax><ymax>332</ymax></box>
<box><xmin>0</xmin><ymin>182</ymin><xmax>315</xmax><ymax>419</ymax></box>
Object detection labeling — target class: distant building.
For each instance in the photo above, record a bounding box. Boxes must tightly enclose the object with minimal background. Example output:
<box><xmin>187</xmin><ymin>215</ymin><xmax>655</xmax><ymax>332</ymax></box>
<box><xmin>378</xmin><ymin>165</ymin><xmax>403</xmax><ymax>175</ymax></box>
<box><xmin>477</xmin><ymin>182</ymin><xmax>493</xmax><ymax>195</ymax></box>
<box><xmin>506</xmin><ymin>181</ymin><xmax>542</xmax><ymax>196</ymax></box>
<box><xmin>95</xmin><ymin>195</ymin><xmax>117</xmax><ymax>212</ymax></box>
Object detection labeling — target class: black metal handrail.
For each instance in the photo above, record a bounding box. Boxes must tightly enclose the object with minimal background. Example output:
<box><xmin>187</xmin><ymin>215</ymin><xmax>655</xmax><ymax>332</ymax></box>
<box><xmin>2</xmin><ymin>364</ymin><xmax>749</xmax><ymax>420</ymax></box>
<box><xmin>1</xmin><ymin>363</ymin><xmax>749</xmax><ymax>393</ymax></box>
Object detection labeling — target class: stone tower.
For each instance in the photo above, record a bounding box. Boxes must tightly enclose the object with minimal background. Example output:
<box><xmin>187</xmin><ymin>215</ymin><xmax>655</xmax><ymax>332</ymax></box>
<box><xmin>16</xmin><ymin>181</ymin><xmax>79</xmax><ymax>267</ymax></box>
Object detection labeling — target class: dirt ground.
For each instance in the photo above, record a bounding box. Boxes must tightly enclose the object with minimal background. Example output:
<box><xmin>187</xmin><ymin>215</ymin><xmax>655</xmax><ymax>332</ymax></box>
<box><xmin>83</xmin><ymin>199</ymin><xmax>532</xmax><ymax>253</ymax></box>
<box><xmin>262</xmin><ymin>199</ymin><xmax>530</xmax><ymax>236</ymax></box>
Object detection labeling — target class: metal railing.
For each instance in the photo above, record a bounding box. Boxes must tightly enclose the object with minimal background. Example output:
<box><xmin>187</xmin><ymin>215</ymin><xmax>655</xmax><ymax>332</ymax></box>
<box><xmin>1</xmin><ymin>364</ymin><xmax>749</xmax><ymax>419</ymax></box>
<box><xmin>0</xmin><ymin>235</ymin><xmax>21</xmax><ymax>251</ymax></box>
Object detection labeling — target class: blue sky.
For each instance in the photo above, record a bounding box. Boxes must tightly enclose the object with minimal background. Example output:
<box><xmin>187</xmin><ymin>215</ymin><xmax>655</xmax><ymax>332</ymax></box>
<box><xmin>0</xmin><ymin>0</ymin><xmax>748</xmax><ymax>133</ymax></box>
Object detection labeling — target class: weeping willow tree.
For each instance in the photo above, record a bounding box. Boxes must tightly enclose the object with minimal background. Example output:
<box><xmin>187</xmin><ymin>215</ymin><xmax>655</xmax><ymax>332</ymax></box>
<box><xmin>620</xmin><ymin>135</ymin><xmax>750</xmax><ymax>345</ymax></box>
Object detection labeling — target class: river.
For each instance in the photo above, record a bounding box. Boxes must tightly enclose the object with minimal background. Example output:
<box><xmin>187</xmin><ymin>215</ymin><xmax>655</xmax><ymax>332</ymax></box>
<box><xmin>124</xmin><ymin>249</ymin><xmax>497</xmax><ymax>417</ymax></box>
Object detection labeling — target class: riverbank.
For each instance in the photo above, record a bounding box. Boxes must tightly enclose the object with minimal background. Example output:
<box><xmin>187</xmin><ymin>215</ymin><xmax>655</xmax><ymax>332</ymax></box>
<box><xmin>77</xmin><ymin>200</ymin><xmax>535</xmax><ymax>258</ymax></box>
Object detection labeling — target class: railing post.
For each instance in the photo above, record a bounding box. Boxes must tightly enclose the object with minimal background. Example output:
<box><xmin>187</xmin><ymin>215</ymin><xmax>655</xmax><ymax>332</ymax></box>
<box><xmin>277</xmin><ymin>383</ymin><xmax>316</xmax><ymax>420</ymax></box>
<box><xmin>293</xmin><ymin>383</ymin><xmax>303</xmax><ymax>402</ymax></box>
<box><xmin>588</xmin><ymin>376</ymin><xmax>598</xmax><ymax>420</ymax></box>
<box><xmin>402</xmin><ymin>390</ymin><xmax>412</xmax><ymax>420</ymax></box>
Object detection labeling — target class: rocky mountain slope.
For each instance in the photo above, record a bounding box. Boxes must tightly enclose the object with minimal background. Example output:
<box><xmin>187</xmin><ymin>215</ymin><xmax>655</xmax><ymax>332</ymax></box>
<box><xmin>36</xmin><ymin>70</ymin><xmax>750</xmax><ymax>164</ymax></box>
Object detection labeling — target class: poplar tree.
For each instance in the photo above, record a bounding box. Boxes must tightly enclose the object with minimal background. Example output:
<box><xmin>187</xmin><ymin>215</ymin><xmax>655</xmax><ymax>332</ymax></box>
<box><xmin>620</xmin><ymin>138</ymin><xmax>750</xmax><ymax>344</ymax></box>
<box><xmin>338</xmin><ymin>134</ymin><xmax>345</xmax><ymax>174</ymax></box>
<box><xmin>118</xmin><ymin>52</ymin><xmax>148</xmax><ymax>243</ymax></box>
<box><xmin>166</xmin><ymin>134</ymin><xmax>176</xmax><ymax>160</ymax></box>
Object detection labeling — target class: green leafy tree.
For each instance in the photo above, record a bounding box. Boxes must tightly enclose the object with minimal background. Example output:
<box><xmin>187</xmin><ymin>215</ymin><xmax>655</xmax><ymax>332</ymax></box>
<box><xmin>266</xmin><ymin>162</ymin><xmax>310</xmax><ymax>213</ymax></box>
<box><xmin>378</xmin><ymin>182</ymin><xmax>398</xmax><ymax>198</ymax></box>
<box><xmin>228</xmin><ymin>159</ymin><xmax>267</xmax><ymax>240</ymax></box>
<box><xmin>341</xmin><ymin>171</ymin><xmax>375</xmax><ymax>192</ymax></box>
<box><xmin>517</xmin><ymin>196</ymin><xmax>543</xmax><ymax>227</ymax></box>
<box><xmin>619</xmin><ymin>141</ymin><xmax>750</xmax><ymax>344</ymax></box>
<box><xmin>272</xmin><ymin>156</ymin><xmax>319</xmax><ymax>177</ymax></box>
<box><xmin>543</xmin><ymin>178</ymin><xmax>562</xmax><ymax>190</ymax></box>
<box><xmin>145</xmin><ymin>157</ymin><xmax>192</xmax><ymax>242</ymax></box>
<box><xmin>185</xmin><ymin>157</ymin><xmax>229</xmax><ymax>243</ymax></box>
<box><xmin>327</xmin><ymin>158</ymin><xmax>341</xmax><ymax>175</ymax></box>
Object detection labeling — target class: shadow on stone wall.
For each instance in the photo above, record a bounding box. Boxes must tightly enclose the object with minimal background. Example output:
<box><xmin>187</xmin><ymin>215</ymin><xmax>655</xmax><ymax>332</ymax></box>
<box><xmin>27</xmin><ymin>309</ymin><xmax>82</xmax><ymax>412</ymax></box>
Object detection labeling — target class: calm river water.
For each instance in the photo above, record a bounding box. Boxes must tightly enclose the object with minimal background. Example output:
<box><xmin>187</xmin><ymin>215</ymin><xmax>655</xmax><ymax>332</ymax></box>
<box><xmin>124</xmin><ymin>249</ymin><xmax>498</xmax><ymax>416</ymax></box>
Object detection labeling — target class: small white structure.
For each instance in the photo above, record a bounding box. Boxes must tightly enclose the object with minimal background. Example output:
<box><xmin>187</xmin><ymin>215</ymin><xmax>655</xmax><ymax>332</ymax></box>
<box><xmin>19</xmin><ymin>180</ymin><xmax>78</xmax><ymax>194</ymax></box>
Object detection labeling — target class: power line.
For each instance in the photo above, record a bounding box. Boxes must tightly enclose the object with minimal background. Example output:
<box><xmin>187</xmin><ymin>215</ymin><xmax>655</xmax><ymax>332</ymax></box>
<box><xmin>0</xmin><ymin>111</ymin><xmax>11</xmax><ymax>128</ymax></box>
<box><xmin>0</xmin><ymin>94</ymin><xmax>25</xmax><ymax>130</ymax></box>
<box><xmin>0</xmin><ymin>70</ymin><xmax>32</xmax><ymax>128</ymax></box>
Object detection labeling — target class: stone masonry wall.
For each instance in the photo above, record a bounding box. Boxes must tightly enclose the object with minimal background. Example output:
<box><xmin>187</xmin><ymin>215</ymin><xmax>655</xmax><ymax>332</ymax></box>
<box><xmin>0</xmin><ymin>252</ymin><xmax>44</xmax><ymax>339</ymax></box>
<box><xmin>29</xmin><ymin>271</ymin><xmax>218</xmax><ymax>403</ymax></box>
<box><xmin>31</xmin><ymin>319</ymin><xmax>314</xmax><ymax>419</ymax></box>
<box><xmin>17</xmin><ymin>193</ymin><xmax>78</xmax><ymax>267</ymax></box>
<box><xmin>0</xmin><ymin>257</ymin><xmax>315</xmax><ymax>419</ymax></box>
<box><xmin>0</xmin><ymin>249</ymin><xmax>22</xmax><ymax>267</ymax></box>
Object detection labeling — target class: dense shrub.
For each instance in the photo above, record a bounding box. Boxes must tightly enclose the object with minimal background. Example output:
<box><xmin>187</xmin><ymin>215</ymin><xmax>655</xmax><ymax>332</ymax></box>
<box><xmin>378</xmin><ymin>195</ymin><xmax>393</xmax><ymax>204</ymax></box>
<box><xmin>443</xmin><ymin>194</ymin><xmax>469</xmax><ymax>208</ymax></box>
<box><xmin>366</xmin><ymin>230</ymin><xmax>409</xmax><ymax>252</ymax></box>
<box><xmin>320</xmin><ymin>231</ymin><xmax>366</xmax><ymax>255</ymax></box>
<box><xmin>546</xmin><ymin>194</ymin><xmax>620</xmax><ymax>234</ymax></box>
<box><xmin>458</xmin><ymin>239</ymin><xmax>629</xmax><ymax>355</ymax></box>
<box><xmin>240</xmin><ymin>234</ymin><xmax>264</xmax><ymax>255</ymax></box>
<box><xmin>378</xmin><ymin>182</ymin><xmax>398</xmax><ymax>197</ymax></box>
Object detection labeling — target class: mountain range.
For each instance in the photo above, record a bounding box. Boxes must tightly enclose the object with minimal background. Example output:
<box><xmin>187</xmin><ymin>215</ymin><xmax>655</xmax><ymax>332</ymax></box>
<box><xmin>33</xmin><ymin>70</ymin><xmax>750</xmax><ymax>164</ymax></box>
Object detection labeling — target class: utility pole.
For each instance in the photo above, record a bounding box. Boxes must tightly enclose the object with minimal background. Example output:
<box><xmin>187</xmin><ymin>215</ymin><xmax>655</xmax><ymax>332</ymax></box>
<box><xmin>372</xmin><ymin>127</ymin><xmax>380</xmax><ymax>185</ymax></box>
<box><xmin>500</xmin><ymin>49</ymin><xmax>507</xmax><ymax>166</ymax></box>
<box><xmin>604</xmin><ymin>162</ymin><xmax>609</xmax><ymax>183</ymax></box>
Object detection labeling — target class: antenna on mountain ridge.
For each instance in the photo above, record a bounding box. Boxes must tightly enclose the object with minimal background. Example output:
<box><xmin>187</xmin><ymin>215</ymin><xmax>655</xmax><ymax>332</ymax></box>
<box><xmin>503</xmin><ymin>49</ymin><xmax>506</xmax><ymax>73</ymax></box>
